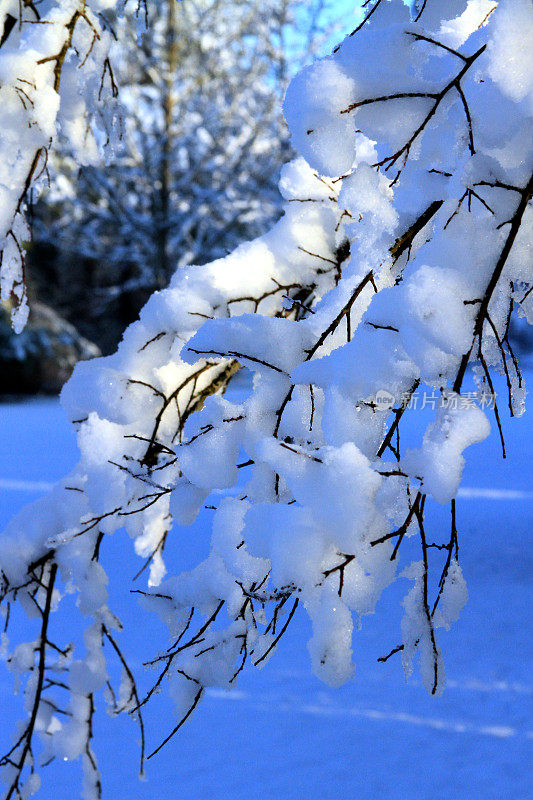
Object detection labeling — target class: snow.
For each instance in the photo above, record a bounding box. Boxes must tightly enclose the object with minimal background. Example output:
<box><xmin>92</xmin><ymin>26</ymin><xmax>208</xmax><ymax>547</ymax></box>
<box><xmin>402</xmin><ymin>393</ymin><xmax>491</xmax><ymax>503</ymax></box>
<box><xmin>437</xmin><ymin>0</ymin><xmax>498</xmax><ymax>49</ymax></box>
<box><xmin>0</xmin><ymin>389</ymin><xmax>530</xmax><ymax>799</ymax></box>
<box><xmin>185</xmin><ymin>315</ymin><xmax>315</xmax><ymax>375</ymax></box>
<box><xmin>400</xmin><ymin>559</ymin><xmax>446</xmax><ymax>695</ymax></box>
<box><xmin>283</xmin><ymin>59</ymin><xmax>357</xmax><ymax>177</ymax></box>
<box><xmin>487</xmin><ymin>0</ymin><xmax>533</xmax><ymax>108</ymax></box>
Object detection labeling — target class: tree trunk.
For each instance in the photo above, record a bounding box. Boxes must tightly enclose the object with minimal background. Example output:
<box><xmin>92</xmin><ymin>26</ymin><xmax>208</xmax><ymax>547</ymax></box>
<box><xmin>155</xmin><ymin>0</ymin><xmax>179</xmax><ymax>288</ymax></box>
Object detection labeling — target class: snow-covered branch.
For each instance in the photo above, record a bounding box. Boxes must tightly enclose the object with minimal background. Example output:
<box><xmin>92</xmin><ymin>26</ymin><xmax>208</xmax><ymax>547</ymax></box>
<box><xmin>0</xmin><ymin>0</ymin><xmax>129</xmax><ymax>332</ymax></box>
<box><xmin>0</xmin><ymin>0</ymin><xmax>532</xmax><ymax>795</ymax></box>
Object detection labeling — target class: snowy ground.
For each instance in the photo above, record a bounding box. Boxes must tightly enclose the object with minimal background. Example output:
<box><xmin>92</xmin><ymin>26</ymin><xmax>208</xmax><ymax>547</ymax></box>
<box><xmin>0</xmin><ymin>380</ymin><xmax>531</xmax><ymax>800</ymax></box>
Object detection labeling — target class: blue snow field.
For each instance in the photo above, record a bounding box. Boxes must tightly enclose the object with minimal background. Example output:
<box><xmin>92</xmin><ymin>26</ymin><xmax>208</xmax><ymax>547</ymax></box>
<box><xmin>0</xmin><ymin>377</ymin><xmax>531</xmax><ymax>800</ymax></box>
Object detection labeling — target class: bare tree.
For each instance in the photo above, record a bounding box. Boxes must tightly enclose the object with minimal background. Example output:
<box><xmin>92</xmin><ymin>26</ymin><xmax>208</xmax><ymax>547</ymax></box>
<box><xmin>33</xmin><ymin>0</ymin><xmax>334</xmax><ymax>302</ymax></box>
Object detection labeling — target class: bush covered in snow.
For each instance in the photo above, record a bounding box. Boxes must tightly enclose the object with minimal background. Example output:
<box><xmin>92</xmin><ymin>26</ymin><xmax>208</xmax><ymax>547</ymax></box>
<box><xmin>0</xmin><ymin>301</ymin><xmax>100</xmax><ymax>394</ymax></box>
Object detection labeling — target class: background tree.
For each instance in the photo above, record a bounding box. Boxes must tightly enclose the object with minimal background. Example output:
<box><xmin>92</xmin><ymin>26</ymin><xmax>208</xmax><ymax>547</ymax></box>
<box><xmin>30</xmin><ymin>0</ymin><xmax>335</xmax><ymax>352</ymax></box>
